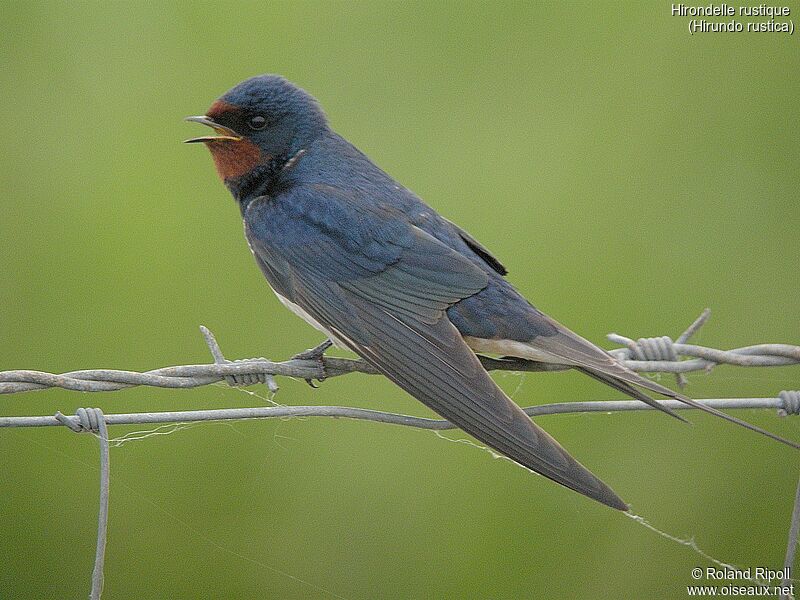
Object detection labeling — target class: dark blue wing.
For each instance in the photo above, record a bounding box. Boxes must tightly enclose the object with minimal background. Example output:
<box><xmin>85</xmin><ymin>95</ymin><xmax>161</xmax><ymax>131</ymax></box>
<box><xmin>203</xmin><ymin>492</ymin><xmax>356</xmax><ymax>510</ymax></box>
<box><xmin>245</xmin><ymin>186</ymin><xmax>627</xmax><ymax>510</ymax></box>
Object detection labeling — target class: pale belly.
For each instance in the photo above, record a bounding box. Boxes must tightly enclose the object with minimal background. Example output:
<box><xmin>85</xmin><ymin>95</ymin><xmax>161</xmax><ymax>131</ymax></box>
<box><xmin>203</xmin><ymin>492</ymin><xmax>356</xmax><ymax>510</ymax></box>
<box><xmin>246</xmin><ymin>220</ymin><xmax>352</xmax><ymax>350</ymax></box>
<box><xmin>274</xmin><ymin>291</ymin><xmax>351</xmax><ymax>349</ymax></box>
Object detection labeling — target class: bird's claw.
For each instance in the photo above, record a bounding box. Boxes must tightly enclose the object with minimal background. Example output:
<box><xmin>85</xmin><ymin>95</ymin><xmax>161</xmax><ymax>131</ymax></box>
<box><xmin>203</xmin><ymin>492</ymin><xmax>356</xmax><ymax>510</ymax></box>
<box><xmin>291</xmin><ymin>339</ymin><xmax>332</xmax><ymax>388</ymax></box>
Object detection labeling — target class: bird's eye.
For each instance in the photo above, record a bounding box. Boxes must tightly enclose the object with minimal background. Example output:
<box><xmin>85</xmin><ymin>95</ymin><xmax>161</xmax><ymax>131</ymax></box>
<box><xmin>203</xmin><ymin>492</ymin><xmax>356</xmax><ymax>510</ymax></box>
<box><xmin>248</xmin><ymin>115</ymin><xmax>267</xmax><ymax>130</ymax></box>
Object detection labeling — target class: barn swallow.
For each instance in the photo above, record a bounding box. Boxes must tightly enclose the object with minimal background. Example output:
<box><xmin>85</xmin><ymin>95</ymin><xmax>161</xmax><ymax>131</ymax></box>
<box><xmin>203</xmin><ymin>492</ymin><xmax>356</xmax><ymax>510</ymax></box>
<box><xmin>186</xmin><ymin>75</ymin><xmax>797</xmax><ymax>510</ymax></box>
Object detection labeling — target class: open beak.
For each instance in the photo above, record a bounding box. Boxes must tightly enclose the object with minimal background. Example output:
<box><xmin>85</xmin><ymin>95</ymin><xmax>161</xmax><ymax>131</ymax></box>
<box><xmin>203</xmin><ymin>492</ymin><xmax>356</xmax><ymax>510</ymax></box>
<box><xmin>183</xmin><ymin>116</ymin><xmax>242</xmax><ymax>143</ymax></box>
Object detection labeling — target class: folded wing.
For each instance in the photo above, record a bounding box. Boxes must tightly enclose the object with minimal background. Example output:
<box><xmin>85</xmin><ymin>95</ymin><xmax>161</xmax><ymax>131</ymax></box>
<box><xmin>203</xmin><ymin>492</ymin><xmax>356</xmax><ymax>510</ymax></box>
<box><xmin>248</xmin><ymin>193</ymin><xmax>628</xmax><ymax>509</ymax></box>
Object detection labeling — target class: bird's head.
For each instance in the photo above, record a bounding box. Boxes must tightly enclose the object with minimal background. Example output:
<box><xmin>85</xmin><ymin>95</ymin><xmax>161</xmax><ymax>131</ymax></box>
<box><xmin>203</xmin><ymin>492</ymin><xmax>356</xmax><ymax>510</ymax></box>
<box><xmin>185</xmin><ymin>75</ymin><xmax>328</xmax><ymax>187</ymax></box>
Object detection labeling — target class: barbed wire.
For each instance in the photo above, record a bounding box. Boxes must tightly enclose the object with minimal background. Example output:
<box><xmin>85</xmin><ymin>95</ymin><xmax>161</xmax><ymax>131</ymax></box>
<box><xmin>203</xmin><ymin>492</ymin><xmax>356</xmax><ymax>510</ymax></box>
<box><xmin>1</xmin><ymin>309</ymin><xmax>798</xmax><ymax>396</ymax></box>
<box><xmin>2</xmin><ymin>309</ymin><xmax>800</xmax><ymax>600</ymax></box>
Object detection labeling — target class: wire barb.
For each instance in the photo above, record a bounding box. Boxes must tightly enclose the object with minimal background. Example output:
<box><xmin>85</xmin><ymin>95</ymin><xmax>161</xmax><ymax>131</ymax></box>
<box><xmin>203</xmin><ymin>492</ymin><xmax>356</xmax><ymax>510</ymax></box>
<box><xmin>607</xmin><ymin>308</ymin><xmax>712</xmax><ymax>388</ymax></box>
<box><xmin>200</xmin><ymin>325</ymin><xmax>279</xmax><ymax>393</ymax></box>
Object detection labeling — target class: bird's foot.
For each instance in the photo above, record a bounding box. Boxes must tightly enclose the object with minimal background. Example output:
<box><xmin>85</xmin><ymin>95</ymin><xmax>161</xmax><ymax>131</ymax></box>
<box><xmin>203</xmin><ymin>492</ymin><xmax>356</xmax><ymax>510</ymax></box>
<box><xmin>291</xmin><ymin>339</ymin><xmax>333</xmax><ymax>388</ymax></box>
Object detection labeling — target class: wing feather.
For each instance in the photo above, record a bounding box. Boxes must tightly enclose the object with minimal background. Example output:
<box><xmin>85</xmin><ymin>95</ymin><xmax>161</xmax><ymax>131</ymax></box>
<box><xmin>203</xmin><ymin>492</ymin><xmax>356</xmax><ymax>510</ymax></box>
<box><xmin>281</xmin><ymin>230</ymin><xmax>628</xmax><ymax>509</ymax></box>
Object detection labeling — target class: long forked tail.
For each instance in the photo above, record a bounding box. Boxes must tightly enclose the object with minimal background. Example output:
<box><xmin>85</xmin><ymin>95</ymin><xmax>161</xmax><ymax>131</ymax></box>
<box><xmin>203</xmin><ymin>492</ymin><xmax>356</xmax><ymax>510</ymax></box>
<box><xmin>578</xmin><ymin>367</ymin><xmax>689</xmax><ymax>424</ymax></box>
<box><xmin>519</xmin><ymin>319</ymin><xmax>800</xmax><ymax>450</ymax></box>
<box><xmin>582</xmin><ymin>366</ymin><xmax>800</xmax><ymax>450</ymax></box>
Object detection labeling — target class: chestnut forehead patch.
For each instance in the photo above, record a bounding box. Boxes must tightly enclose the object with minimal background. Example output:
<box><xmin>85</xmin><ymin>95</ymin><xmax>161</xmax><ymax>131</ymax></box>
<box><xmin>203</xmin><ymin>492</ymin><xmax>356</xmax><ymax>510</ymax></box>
<box><xmin>207</xmin><ymin>99</ymin><xmax>240</xmax><ymax>121</ymax></box>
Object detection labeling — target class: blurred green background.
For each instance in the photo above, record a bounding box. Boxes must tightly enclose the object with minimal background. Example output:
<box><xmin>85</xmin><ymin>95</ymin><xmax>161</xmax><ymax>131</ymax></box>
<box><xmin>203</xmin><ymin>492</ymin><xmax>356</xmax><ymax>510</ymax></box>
<box><xmin>1</xmin><ymin>2</ymin><xmax>798</xmax><ymax>598</ymax></box>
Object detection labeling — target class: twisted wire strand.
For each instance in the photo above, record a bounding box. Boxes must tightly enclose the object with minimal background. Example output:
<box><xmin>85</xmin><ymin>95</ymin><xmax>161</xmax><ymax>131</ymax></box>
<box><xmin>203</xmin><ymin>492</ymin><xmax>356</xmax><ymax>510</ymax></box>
<box><xmin>1</xmin><ymin>311</ymin><xmax>798</xmax><ymax>396</ymax></box>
